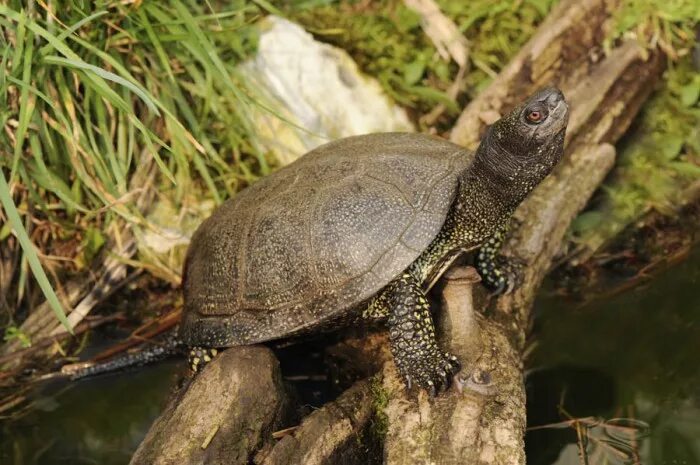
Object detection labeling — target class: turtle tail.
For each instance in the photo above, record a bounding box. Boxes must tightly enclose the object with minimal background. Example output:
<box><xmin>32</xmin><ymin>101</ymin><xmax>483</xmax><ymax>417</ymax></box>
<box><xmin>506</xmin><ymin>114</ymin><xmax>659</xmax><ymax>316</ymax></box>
<box><xmin>70</xmin><ymin>334</ymin><xmax>185</xmax><ymax>380</ymax></box>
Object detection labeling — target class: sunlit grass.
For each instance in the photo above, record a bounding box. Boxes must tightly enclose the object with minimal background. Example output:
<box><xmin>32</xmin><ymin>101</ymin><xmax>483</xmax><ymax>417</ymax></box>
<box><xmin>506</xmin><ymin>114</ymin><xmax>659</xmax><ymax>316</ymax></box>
<box><xmin>0</xmin><ymin>0</ymin><xmax>274</xmax><ymax>330</ymax></box>
<box><xmin>287</xmin><ymin>0</ymin><xmax>556</xmax><ymax>122</ymax></box>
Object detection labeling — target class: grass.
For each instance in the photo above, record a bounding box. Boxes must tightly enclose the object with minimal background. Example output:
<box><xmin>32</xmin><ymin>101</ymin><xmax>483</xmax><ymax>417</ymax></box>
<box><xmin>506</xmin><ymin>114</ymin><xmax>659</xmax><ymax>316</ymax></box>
<box><xmin>0</xmin><ymin>0</ymin><xmax>274</xmax><ymax>331</ymax></box>
<box><xmin>287</xmin><ymin>0</ymin><xmax>555</xmax><ymax>127</ymax></box>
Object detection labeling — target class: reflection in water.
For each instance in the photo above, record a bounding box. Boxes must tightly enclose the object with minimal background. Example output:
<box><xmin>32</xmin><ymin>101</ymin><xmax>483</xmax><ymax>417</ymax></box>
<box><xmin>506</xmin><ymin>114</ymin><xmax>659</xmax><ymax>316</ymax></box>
<box><xmin>0</xmin><ymin>360</ymin><xmax>183</xmax><ymax>465</ymax></box>
<box><xmin>527</xmin><ymin>246</ymin><xmax>700</xmax><ymax>464</ymax></box>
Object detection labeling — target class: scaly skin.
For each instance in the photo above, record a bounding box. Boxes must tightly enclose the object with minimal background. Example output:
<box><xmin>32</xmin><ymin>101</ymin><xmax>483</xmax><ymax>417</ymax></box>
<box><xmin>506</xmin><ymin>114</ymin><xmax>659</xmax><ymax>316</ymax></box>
<box><xmin>364</xmin><ymin>88</ymin><xmax>568</xmax><ymax>392</ymax></box>
<box><xmin>364</xmin><ymin>202</ymin><xmax>516</xmax><ymax>392</ymax></box>
<box><xmin>189</xmin><ymin>346</ymin><xmax>219</xmax><ymax>372</ymax></box>
<box><xmin>475</xmin><ymin>225</ymin><xmax>523</xmax><ymax>294</ymax></box>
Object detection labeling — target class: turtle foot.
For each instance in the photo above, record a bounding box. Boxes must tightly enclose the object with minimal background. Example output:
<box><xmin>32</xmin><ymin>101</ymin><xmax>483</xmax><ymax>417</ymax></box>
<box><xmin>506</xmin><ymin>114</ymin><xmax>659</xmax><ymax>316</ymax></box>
<box><xmin>395</xmin><ymin>348</ymin><xmax>460</xmax><ymax>395</ymax></box>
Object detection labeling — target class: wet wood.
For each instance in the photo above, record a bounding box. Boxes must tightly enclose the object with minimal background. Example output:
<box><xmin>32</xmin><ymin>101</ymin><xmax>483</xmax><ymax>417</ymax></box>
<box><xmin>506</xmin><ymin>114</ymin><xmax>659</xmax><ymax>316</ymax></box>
<box><xmin>130</xmin><ymin>346</ymin><xmax>292</xmax><ymax>465</ymax></box>
<box><xmin>559</xmin><ymin>185</ymin><xmax>700</xmax><ymax>299</ymax></box>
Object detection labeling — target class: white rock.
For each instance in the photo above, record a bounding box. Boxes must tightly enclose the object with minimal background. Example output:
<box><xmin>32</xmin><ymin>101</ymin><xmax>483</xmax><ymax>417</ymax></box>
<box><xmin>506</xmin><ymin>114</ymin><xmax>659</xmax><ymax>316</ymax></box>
<box><xmin>242</xmin><ymin>16</ymin><xmax>414</xmax><ymax>165</ymax></box>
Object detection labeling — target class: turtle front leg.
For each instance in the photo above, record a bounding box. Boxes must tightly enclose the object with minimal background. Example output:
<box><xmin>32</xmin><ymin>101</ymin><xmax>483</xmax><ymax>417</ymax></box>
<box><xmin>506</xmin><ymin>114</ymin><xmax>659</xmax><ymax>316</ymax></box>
<box><xmin>368</xmin><ymin>272</ymin><xmax>459</xmax><ymax>394</ymax></box>
<box><xmin>475</xmin><ymin>225</ymin><xmax>523</xmax><ymax>294</ymax></box>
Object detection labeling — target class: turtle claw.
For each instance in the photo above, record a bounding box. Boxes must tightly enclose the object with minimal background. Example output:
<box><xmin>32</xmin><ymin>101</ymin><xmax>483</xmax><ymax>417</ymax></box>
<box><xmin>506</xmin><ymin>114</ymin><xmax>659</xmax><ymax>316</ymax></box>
<box><xmin>396</xmin><ymin>350</ymin><xmax>460</xmax><ymax>395</ymax></box>
<box><xmin>427</xmin><ymin>380</ymin><xmax>437</xmax><ymax>398</ymax></box>
<box><xmin>439</xmin><ymin>371</ymin><xmax>450</xmax><ymax>392</ymax></box>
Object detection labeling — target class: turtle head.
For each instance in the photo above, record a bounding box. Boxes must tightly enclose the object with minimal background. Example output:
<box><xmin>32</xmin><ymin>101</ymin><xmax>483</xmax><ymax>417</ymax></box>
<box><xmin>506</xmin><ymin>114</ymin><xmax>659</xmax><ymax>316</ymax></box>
<box><xmin>499</xmin><ymin>87</ymin><xmax>568</xmax><ymax>151</ymax></box>
<box><xmin>476</xmin><ymin>87</ymin><xmax>569</xmax><ymax>199</ymax></box>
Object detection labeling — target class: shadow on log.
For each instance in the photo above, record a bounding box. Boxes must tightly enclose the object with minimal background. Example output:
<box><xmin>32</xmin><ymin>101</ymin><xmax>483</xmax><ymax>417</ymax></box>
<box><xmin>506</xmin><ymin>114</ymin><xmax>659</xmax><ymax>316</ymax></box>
<box><xmin>255</xmin><ymin>379</ymin><xmax>376</xmax><ymax>465</ymax></box>
<box><xmin>132</xmin><ymin>348</ymin><xmax>379</xmax><ymax>465</ymax></box>
<box><xmin>130</xmin><ymin>347</ymin><xmax>291</xmax><ymax>465</ymax></box>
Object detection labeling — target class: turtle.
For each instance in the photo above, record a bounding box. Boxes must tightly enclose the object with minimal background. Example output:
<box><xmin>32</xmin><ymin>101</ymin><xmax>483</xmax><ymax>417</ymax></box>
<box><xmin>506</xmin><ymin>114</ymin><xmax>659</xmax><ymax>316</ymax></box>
<box><xmin>176</xmin><ymin>87</ymin><xmax>569</xmax><ymax>392</ymax></box>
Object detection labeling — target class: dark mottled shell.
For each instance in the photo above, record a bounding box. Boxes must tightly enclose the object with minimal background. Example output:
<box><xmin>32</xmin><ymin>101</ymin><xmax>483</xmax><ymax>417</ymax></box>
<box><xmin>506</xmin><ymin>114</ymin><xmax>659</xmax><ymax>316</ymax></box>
<box><xmin>180</xmin><ymin>133</ymin><xmax>473</xmax><ymax>347</ymax></box>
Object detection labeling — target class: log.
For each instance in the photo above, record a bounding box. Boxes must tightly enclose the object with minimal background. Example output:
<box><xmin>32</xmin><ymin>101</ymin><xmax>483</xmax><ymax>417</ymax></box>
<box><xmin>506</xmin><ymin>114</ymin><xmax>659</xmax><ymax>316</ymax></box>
<box><xmin>558</xmin><ymin>182</ymin><xmax>700</xmax><ymax>299</ymax></box>
<box><xmin>255</xmin><ymin>379</ymin><xmax>376</xmax><ymax>465</ymax></box>
<box><xmin>130</xmin><ymin>346</ymin><xmax>292</xmax><ymax>465</ymax></box>
<box><xmin>450</xmin><ymin>0</ymin><xmax>619</xmax><ymax>149</ymax></box>
<box><xmin>381</xmin><ymin>144</ymin><xmax>619</xmax><ymax>464</ymax></box>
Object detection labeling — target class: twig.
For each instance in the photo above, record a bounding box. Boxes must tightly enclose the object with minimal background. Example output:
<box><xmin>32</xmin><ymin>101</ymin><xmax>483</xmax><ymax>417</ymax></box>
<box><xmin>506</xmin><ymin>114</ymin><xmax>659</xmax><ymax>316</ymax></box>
<box><xmin>403</xmin><ymin>0</ymin><xmax>469</xmax><ymax>68</ymax></box>
<box><xmin>0</xmin><ymin>312</ymin><xmax>126</xmax><ymax>370</ymax></box>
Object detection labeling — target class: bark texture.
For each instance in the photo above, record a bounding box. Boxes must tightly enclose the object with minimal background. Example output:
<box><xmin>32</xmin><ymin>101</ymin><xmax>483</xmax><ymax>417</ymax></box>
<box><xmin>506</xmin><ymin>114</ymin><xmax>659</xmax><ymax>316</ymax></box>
<box><xmin>129</xmin><ymin>347</ymin><xmax>291</xmax><ymax>465</ymax></box>
<box><xmin>383</xmin><ymin>268</ymin><xmax>525</xmax><ymax>464</ymax></box>
<box><xmin>255</xmin><ymin>379</ymin><xmax>376</xmax><ymax>465</ymax></box>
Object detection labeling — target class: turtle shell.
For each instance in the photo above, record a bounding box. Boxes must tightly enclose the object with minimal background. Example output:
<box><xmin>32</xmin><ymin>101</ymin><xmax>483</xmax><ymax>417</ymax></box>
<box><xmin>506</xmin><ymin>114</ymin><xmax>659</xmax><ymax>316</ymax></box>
<box><xmin>180</xmin><ymin>133</ymin><xmax>473</xmax><ymax>347</ymax></box>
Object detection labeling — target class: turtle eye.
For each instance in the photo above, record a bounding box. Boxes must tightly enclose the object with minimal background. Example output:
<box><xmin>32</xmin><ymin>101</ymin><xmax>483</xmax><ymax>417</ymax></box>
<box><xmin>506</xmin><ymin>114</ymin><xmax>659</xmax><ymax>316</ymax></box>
<box><xmin>527</xmin><ymin>110</ymin><xmax>542</xmax><ymax>122</ymax></box>
<box><xmin>524</xmin><ymin>104</ymin><xmax>548</xmax><ymax>125</ymax></box>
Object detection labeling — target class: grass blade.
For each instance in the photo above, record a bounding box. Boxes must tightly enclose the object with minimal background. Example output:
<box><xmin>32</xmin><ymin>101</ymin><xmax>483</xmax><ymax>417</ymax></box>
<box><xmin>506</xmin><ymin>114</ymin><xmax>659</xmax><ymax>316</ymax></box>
<box><xmin>0</xmin><ymin>170</ymin><xmax>72</xmax><ymax>333</ymax></box>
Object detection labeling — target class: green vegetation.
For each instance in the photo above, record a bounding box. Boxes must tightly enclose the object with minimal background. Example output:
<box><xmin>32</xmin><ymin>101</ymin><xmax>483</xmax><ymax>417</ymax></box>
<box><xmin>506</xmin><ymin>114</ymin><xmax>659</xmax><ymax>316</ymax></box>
<box><xmin>609</xmin><ymin>0</ymin><xmax>700</xmax><ymax>55</ymax></box>
<box><xmin>0</xmin><ymin>0</ymin><xmax>274</xmax><ymax>328</ymax></box>
<box><xmin>287</xmin><ymin>1</ymin><xmax>457</xmax><ymax>116</ymax></box>
<box><xmin>571</xmin><ymin>59</ymin><xmax>700</xmax><ymax>249</ymax></box>
<box><xmin>437</xmin><ymin>0</ymin><xmax>557</xmax><ymax>92</ymax></box>
<box><xmin>369</xmin><ymin>374</ymin><xmax>390</xmax><ymax>439</ymax></box>
<box><xmin>288</xmin><ymin>0</ymin><xmax>555</xmax><ymax>124</ymax></box>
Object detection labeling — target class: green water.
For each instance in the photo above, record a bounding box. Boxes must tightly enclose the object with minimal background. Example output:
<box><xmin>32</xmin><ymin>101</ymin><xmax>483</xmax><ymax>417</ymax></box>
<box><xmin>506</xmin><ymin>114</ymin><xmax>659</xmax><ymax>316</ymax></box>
<box><xmin>1</xmin><ymin>248</ymin><xmax>698</xmax><ymax>464</ymax></box>
<box><xmin>527</xmin><ymin>246</ymin><xmax>700</xmax><ymax>464</ymax></box>
<box><xmin>0</xmin><ymin>361</ymin><xmax>182</xmax><ymax>465</ymax></box>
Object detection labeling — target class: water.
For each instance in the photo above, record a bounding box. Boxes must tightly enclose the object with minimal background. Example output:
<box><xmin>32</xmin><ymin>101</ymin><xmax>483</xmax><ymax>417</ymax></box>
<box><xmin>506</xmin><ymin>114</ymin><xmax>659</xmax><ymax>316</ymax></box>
<box><xmin>0</xmin><ymin>361</ymin><xmax>183</xmax><ymax>465</ymax></box>
<box><xmin>526</xmin><ymin>246</ymin><xmax>700</xmax><ymax>464</ymax></box>
<box><xmin>1</xmin><ymin>249</ymin><xmax>699</xmax><ymax>464</ymax></box>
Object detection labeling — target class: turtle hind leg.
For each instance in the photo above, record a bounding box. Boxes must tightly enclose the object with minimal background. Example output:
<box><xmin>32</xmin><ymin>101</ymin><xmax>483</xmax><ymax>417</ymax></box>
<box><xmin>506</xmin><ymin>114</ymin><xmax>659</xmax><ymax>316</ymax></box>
<box><xmin>188</xmin><ymin>346</ymin><xmax>219</xmax><ymax>373</ymax></box>
<box><xmin>372</xmin><ymin>272</ymin><xmax>460</xmax><ymax>394</ymax></box>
